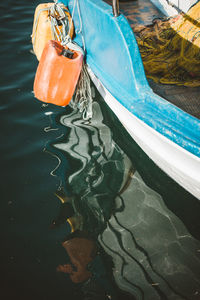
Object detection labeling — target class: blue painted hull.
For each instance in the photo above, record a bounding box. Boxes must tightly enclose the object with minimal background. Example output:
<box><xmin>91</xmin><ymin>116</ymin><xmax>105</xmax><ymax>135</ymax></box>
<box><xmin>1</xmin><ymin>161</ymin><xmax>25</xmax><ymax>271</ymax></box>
<box><xmin>59</xmin><ymin>0</ymin><xmax>200</xmax><ymax>197</ymax></box>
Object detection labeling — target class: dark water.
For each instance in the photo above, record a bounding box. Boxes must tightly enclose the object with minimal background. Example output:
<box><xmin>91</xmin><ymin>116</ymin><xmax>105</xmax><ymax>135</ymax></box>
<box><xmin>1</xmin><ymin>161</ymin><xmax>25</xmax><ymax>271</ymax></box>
<box><xmin>1</xmin><ymin>1</ymin><xmax>200</xmax><ymax>299</ymax></box>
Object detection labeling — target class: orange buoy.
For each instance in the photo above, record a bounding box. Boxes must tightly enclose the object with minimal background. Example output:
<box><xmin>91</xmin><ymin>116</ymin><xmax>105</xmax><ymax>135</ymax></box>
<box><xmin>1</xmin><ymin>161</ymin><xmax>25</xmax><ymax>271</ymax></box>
<box><xmin>32</xmin><ymin>3</ymin><xmax>74</xmax><ymax>61</ymax></box>
<box><xmin>33</xmin><ymin>40</ymin><xmax>83</xmax><ymax>106</ymax></box>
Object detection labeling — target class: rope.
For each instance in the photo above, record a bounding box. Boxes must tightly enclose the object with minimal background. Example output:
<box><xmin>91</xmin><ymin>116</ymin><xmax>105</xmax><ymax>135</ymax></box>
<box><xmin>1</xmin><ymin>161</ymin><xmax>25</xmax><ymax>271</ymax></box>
<box><xmin>70</xmin><ymin>63</ymin><xmax>93</xmax><ymax>120</ymax></box>
<box><xmin>134</xmin><ymin>2</ymin><xmax>200</xmax><ymax>87</ymax></box>
<box><xmin>32</xmin><ymin>7</ymin><xmax>49</xmax><ymax>45</ymax></box>
<box><xmin>50</xmin><ymin>3</ymin><xmax>72</xmax><ymax>44</ymax></box>
<box><xmin>63</xmin><ymin>0</ymin><xmax>92</xmax><ymax>120</ymax></box>
<box><xmin>61</xmin><ymin>0</ymin><xmax>85</xmax><ymax>51</ymax></box>
<box><xmin>33</xmin><ymin>0</ymin><xmax>92</xmax><ymax>119</ymax></box>
<box><xmin>68</xmin><ymin>0</ymin><xmax>78</xmax><ymax>39</ymax></box>
<box><xmin>32</xmin><ymin>2</ymin><xmax>72</xmax><ymax>47</ymax></box>
<box><xmin>77</xmin><ymin>0</ymin><xmax>86</xmax><ymax>51</ymax></box>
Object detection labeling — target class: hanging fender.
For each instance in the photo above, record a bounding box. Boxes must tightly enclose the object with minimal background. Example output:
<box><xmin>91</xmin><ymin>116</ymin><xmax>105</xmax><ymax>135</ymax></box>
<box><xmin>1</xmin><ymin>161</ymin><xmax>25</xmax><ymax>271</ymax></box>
<box><xmin>33</xmin><ymin>40</ymin><xmax>83</xmax><ymax>107</ymax></box>
<box><xmin>32</xmin><ymin>2</ymin><xmax>74</xmax><ymax>61</ymax></box>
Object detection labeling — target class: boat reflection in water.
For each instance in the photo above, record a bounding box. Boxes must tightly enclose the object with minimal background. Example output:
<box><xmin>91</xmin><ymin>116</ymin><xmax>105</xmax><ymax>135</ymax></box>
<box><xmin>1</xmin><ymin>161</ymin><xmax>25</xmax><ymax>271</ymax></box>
<box><xmin>47</xmin><ymin>93</ymin><xmax>200</xmax><ymax>300</ymax></box>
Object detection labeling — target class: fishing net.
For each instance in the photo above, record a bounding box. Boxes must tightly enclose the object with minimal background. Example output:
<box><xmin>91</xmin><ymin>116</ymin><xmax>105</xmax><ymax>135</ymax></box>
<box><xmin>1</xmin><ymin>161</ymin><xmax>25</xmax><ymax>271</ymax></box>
<box><xmin>134</xmin><ymin>2</ymin><xmax>200</xmax><ymax>87</ymax></box>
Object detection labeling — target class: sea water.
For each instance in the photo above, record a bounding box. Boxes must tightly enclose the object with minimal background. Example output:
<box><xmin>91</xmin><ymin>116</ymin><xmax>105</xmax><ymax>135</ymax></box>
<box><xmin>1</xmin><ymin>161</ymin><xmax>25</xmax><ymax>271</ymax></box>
<box><xmin>1</xmin><ymin>1</ymin><xmax>200</xmax><ymax>299</ymax></box>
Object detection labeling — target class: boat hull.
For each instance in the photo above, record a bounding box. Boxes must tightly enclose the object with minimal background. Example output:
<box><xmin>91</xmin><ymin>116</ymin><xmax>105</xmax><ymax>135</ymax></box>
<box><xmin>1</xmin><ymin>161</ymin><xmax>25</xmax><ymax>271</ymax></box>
<box><xmin>88</xmin><ymin>68</ymin><xmax>200</xmax><ymax>200</ymax></box>
<box><xmin>61</xmin><ymin>0</ymin><xmax>200</xmax><ymax>200</ymax></box>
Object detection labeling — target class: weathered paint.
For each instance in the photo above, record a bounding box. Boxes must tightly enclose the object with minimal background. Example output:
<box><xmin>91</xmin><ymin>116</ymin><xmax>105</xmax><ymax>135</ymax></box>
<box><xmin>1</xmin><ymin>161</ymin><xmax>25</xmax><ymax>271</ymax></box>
<box><xmin>88</xmin><ymin>67</ymin><xmax>200</xmax><ymax>199</ymax></box>
<box><xmin>150</xmin><ymin>0</ymin><xmax>198</xmax><ymax>16</ymax></box>
<box><xmin>60</xmin><ymin>0</ymin><xmax>200</xmax><ymax>158</ymax></box>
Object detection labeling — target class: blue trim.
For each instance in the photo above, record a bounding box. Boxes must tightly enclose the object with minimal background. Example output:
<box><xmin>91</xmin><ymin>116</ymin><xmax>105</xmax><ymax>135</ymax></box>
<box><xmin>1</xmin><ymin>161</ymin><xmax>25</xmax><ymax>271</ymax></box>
<box><xmin>60</xmin><ymin>0</ymin><xmax>200</xmax><ymax>157</ymax></box>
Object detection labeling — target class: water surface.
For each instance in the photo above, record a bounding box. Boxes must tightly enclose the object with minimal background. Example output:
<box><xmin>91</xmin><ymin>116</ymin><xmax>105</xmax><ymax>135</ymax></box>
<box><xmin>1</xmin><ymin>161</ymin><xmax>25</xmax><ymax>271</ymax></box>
<box><xmin>1</xmin><ymin>1</ymin><xmax>200</xmax><ymax>299</ymax></box>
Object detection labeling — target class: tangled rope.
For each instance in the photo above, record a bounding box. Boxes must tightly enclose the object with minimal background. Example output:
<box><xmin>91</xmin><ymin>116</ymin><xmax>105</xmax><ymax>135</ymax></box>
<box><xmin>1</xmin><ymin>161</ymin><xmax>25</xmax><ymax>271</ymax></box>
<box><xmin>134</xmin><ymin>2</ymin><xmax>200</xmax><ymax>87</ymax></box>
<box><xmin>70</xmin><ymin>63</ymin><xmax>93</xmax><ymax>120</ymax></box>
<box><xmin>32</xmin><ymin>1</ymin><xmax>74</xmax><ymax>46</ymax></box>
<box><xmin>66</xmin><ymin>0</ymin><xmax>93</xmax><ymax>120</ymax></box>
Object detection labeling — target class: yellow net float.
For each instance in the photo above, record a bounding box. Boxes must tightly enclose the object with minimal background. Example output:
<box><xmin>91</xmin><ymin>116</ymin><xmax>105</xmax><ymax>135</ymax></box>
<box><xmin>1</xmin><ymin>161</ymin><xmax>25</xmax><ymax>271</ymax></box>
<box><xmin>32</xmin><ymin>2</ymin><xmax>74</xmax><ymax>61</ymax></box>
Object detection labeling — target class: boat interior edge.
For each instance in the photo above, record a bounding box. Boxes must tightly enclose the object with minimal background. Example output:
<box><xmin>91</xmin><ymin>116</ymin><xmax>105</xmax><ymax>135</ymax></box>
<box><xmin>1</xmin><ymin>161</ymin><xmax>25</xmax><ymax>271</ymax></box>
<box><xmin>106</xmin><ymin>0</ymin><xmax>200</xmax><ymax>120</ymax></box>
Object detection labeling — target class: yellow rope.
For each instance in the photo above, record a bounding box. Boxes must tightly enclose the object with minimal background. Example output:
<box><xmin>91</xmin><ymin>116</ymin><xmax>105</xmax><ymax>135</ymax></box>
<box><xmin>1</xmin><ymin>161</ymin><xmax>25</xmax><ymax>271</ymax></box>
<box><xmin>135</xmin><ymin>2</ymin><xmax>200</xmax><ymax>87</ymax></box>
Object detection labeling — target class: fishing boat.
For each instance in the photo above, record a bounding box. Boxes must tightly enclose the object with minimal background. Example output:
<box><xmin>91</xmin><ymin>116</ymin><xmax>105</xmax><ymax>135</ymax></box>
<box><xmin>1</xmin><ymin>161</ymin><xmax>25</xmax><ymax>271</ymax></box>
<box><xmin>33</xmin><ymin>0</ymin><xmax>200</xmax><ymax>200</ymax></box>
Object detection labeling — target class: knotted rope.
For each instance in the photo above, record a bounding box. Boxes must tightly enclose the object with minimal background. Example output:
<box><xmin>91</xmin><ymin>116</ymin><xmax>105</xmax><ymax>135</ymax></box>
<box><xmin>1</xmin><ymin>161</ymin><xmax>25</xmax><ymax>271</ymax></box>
<box><xmin>32</xmin><ymin>1</ymin><xmax>73</xmax><ymax>46</ymax></box>
<box><xmin>62</xmin><ymin>0</ymin><xmax>93</xmax><ymax>120</ymax></box>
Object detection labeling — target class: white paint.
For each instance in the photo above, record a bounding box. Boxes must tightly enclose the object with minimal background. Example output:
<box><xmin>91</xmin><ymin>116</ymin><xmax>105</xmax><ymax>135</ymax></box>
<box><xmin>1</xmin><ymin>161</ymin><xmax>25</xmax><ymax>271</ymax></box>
<box><xmin>88</xmin><ymin>67</ymin><xmax>200</xmax><ymax>200</ymax></box>
<box><xmin>150</xmin><ymin>0</ymin><xmax>198</xmax><ymax>16</ymax></box>
<box><xmin>150</xmin><ymin>0</ymin><xmax>179</xmax><ymax>16</ymax></box>
<box><xmin>169</xmin><ymin>0</ymin><xmax>198</xmax><ymax>12</ymax></box>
